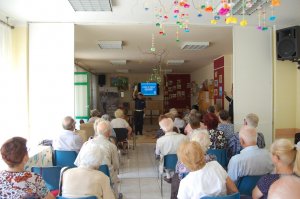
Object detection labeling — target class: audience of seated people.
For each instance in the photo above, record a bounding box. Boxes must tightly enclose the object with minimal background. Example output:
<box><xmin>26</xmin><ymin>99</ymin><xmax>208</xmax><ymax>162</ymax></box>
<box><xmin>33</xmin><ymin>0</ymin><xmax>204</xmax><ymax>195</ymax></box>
<box><xmin>0</xmin><ymin>137</ymin><xmax>55</xmax><ymax>199</ymax></box>
<box><xmin>268</xmin><ymin>175</ymin><xmax>300</xmax><ymax>199</ymax></box>
<box><xmin>170</xmin><ymin>129</ymin><xmax>217</xmax><ymax>199</ymax></box>
<box><xmin>252</xmin><ymin>139</ymin><xmax>300</xmax><ymax>199</ymax></box>
<box><xmin>110</xmin><ymin>109</ymin><xmax>132</xmax><ymax>137</ymax></box>
<box><xmin>177</xmin><ymin>141</ymin><xmax>238</xmax><ymax>199</ymax></box>
<box><xmin>88</xmin><ymin>109</ymin><xmax>101</xmax><ymax>123</ymax></box>
<box><xmin>227</xmin><ymin>125</ymin><xmax>273</xmax><ymax>183</ymax></box>
<box><xmin>53</xmin><ymin>116</ymin><xmax>83</xmax><ymax>153</ymax></box>
<box><xmin>75</xmin><ymin>118</ymin><xmax>121</xmax><ymax>198</ymax></box>
<box><xmin>227</xmin><ymin>113</ymin><xmax>266</xmax><ymax>159</ymax></box>
<box><xmin>202</xmin><ymin>112</ymin><xmax>227</xmax><ymax>149</ymax></box>
<box><xmin>155</xmin><ymin>117</ymin><xmax>188</xmax><ymax>182</ymax></box>
<box><xmin>217</xmin><ymin>110</ymin><xmax>234</xmax><ymax>141</ymax></box>
<box><xmin>61</xmin><ymin>139</ymin><xmax>115</xmax><ymax>199</ymax></box>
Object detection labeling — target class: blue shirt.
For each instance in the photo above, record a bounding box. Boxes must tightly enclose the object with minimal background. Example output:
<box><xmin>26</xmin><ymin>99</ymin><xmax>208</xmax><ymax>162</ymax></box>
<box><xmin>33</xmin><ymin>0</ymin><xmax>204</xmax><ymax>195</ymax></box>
<box><xmin>227</xmin><ymin>132</ymin><xmax>266</xmax><ymax>160</ymax></box>
<box><xmin>227</xmin><ymin>145</ymin><xmax>273</xmax><ymax>183</ymax></box>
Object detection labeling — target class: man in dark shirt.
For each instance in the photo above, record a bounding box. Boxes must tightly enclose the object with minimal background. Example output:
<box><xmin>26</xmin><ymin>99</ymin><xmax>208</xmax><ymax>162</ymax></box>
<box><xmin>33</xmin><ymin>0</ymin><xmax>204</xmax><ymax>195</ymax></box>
<box><xmin>224</xmin><ymin>90</ymin><xmax>233</xmax><ymax>123</ymax></box>
<box><xmin>133</xmin><ymin>89</ymin><xmax>146</xmax><ymax>135</ymax></box>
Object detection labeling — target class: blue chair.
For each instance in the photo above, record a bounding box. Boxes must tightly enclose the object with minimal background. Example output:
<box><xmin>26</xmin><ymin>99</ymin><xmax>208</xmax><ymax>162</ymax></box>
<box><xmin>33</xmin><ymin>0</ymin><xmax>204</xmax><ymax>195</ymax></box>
<box><xmin>99</xmin><ymin>164</ymin><xmax>110</xmax><ymax>178</ymax></box>
<box><xmin>201</xmin><ymin>192</ymin><xmax>240</xmax><ymax>199</ymax></box>
<box><xmin>207</xmin><ymin>149</ymin><xmax>228</xmax><ymax>169</ymax></box>
<box><xmin>54</xmin><ymin>150</ymin><xmax>77</xmax><ymax>167</ymax></box>
<box><xmin>56</xmin><ymin>196</ymin><xmax>97</xmax><ymax>199</ymax></box>
<box><xmin>237</xmin><ymin>175</ymin><xmax>262</xmax><ymax>196</ymax></box>
<box><xmin>31</xmin><ymin>166</ymin><xmax>62</xmax><ymax>191</ymax></box>
<box><xmin>160</xmin><ymin>154</ymin><xmax>178</xmax><ymax>196</ymax></box>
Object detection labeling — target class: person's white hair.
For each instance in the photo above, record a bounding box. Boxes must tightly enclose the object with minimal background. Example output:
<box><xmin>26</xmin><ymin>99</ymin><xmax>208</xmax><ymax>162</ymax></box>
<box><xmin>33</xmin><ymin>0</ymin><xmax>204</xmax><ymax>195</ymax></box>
<box><xmin>159</xmin><ymin>118</ymin><xmax>174</xmax><ymax>132</ymax></box>
<box><xmin>74</xmin><ymin>141</ymin><xmax>103</xmax><ymax>169</ymax></box>
<box><xmin>245</xmin><ymin>113</ymin><xmax>259</xmax><ymax>128</ymax></box>
<box><xmin>190</xmin><ymin>129</ymin><xmax>211</xmax><ymax>153</ymax></box>
<box><xmin>94</xmin><ymin>119</ymin><xmax>111</xmax><ymax>136</ymax></box>
<box><xmin>239</xmin><ymin>125</ymin><xmax>257</xmax><ymax>145</ymax></box>
<box><xmin>101</xmin><ymin>114</ymin><xmax>111</xmax><ymax>121</ymax></box>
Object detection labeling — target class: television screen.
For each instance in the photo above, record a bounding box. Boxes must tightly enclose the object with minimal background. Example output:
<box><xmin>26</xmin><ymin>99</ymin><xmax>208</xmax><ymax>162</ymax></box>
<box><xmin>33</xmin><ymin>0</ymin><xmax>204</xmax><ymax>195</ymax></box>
<box><xmin>139</xmin><ymin>82</ymin><xmax>159</xmax><ymax>96</ymax></box>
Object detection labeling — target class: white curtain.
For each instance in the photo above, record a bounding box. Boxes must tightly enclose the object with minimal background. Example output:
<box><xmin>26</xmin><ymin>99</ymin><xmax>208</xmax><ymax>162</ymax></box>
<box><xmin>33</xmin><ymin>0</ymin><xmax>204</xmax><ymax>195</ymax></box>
<box><xmin>0</xmin><ymin>23</ymin><xmax>13</xmax><ymax>145</ymax></box>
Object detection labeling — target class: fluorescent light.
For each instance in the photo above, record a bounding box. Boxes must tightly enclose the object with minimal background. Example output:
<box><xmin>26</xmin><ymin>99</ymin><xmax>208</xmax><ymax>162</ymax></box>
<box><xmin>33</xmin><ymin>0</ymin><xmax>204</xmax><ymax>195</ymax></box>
<box><xmin>167</xmin><ymin>60</ymin><xmax>185</xmax><ymax>65</ymax></box>
<box><xmin>98</xmin><ymin>41</ymin><xmax>123</xmax><ymax>49</ymax></box>
<box><xmin>163</xmin><ymin>69</ymin><xmax>173</xmax><ymax>73</ymax></box>
<box><xmin>181</xmin><ymin>42</ymin><xmax>210</xmax><ymax>50</ymax></box>
<box><xmin>116</xmin><ymin>69</ymin><xmax>129</xmax><ymax>73</ymax></box>
<box><xmin>68</xmin><ymin>0</ymin><xmax>112</xmax><ymax>11</ymax></box>
<box><xmin>110</xmin><ymin>60</ymin><xmax>127</xmax><ymax>65</ymax></box>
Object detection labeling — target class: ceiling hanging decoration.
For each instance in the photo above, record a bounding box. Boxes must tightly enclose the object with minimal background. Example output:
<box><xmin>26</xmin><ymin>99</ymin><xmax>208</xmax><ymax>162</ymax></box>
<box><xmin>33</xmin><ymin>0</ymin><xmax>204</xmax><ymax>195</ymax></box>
<box><xmin>143</xmin><ymin>0</ymin><xmax>281</xmax><ymax>38</ymax></box>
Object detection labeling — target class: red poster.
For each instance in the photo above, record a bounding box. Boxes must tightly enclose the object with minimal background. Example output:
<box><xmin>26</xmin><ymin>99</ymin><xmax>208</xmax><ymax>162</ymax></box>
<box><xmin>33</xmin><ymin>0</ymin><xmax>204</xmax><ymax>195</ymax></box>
<box><xmin>214</xmin><ymin>56</ymin><xmax>224</xmax><ymax>109</ymax></box>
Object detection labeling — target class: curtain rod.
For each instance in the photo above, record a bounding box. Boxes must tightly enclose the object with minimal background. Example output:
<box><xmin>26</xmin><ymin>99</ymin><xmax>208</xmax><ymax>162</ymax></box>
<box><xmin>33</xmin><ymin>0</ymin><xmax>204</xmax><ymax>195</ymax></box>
<box><xmin>0</xmin><ymin>18</ymin><xmax>15</xmax><ymax>29</ymax></box>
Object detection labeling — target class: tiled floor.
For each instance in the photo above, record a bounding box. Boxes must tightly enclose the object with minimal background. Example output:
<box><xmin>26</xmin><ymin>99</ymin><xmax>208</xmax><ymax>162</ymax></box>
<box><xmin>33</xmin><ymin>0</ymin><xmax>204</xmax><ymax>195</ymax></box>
<box><xmin>118</xmin><ymin>143</ymin><xmax>171</xmax><ymax>199</ymax></box>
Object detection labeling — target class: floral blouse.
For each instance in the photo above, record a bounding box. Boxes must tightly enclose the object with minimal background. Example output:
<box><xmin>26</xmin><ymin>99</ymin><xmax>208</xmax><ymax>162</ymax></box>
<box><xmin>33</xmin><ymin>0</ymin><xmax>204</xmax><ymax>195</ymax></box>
<box><xmin>0</xmin><ymin>170</ymin><xmax>50</xmax><ymax>199</ymax></box>
<box><xmin>208</xmin><ymin>129</ymin><xmax>227</xmax><ymax>149</ymax></box>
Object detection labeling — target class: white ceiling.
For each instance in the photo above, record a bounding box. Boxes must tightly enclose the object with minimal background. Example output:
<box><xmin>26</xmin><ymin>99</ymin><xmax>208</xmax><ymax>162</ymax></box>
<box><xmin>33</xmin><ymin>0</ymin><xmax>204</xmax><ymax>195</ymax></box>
<box><xmin>1</xmin><ymin>0</ymin><xmax>300</xmax><ymax>74</ymax></box>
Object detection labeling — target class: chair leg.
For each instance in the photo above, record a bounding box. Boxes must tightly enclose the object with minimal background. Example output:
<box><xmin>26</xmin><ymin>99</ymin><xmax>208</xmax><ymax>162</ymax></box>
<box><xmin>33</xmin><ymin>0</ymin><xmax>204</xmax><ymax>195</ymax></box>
<box><xmin>160</xmin><ymin>173</ymin><xmax>163</xmax><ymax>196</ymax></box>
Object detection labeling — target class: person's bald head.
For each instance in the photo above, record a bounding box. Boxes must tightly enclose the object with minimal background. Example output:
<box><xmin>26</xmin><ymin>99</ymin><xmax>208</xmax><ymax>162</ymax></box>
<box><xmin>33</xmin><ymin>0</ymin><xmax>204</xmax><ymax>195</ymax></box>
<box><xmin>268</xmin><ymin>176</ymin><xmax>300</xmax><ymax>199</ymax></box>
<box><xmin>159</xmin><ymin>118</ymin><xmax>174</xmax><ymax>132</ymax></box>
<box><xmin>62</xmin><ymin>116</ymin><xmax>76</xmax><ymax>131</ymax></box>
<box><xmin>94</xmin><ymin>119</ymin><xmax>111</xmax><ymax>138</ymax></box>
<box><xmin>239</xmin><ymin>125</ymin><xmax>257</xmax><ymax>147</ymax></box>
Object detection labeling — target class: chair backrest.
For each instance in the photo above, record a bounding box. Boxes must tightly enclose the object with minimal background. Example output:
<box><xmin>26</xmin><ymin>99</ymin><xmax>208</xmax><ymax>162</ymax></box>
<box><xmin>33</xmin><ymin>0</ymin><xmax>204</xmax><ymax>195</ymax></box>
<box><xmin>237</xmin><ymin>175</ymin><xmax>262</xmax><ymax>196</ymax></box>
<box><xmin>56</xmin><ymin>196</ymin><xmax>97</xmax><ymax>199</ymax></box>
<box><xmin>99</xmin><ymin>164</ymin><xmax>110</xmax><ymax>178</ymax></box>
<box><xmin>54</xmin><ymin>150</ymin><xmax>77</xmax><ymax>167</ymax></box>
<box><xmin>179</xmin><ymin>128</ymin><xmax>185</xmax><ymax>134</ymax></box>
<box><xmin>164</xmin><ymin>154</ymin><xmax>178</xmax><ymax>170</ymax></box>
<box><xmin>80</xmin><ymin>123</ymin><xmax>95</xmax><ymax>138</ymax></box>
<box><xmin>295</xmin><ymin>132</ymin><xmax>300</xmax><ymax>144</ymax></box>
<box><xmin>207</xmin><ymin>149</ymin><xmax>228</xmax><ymax>169</ymax></box>
<box><xmin>75</xmin><ymin>130</ymin><xmax>88</xmax><ymax>142</ymax></box>
<box><xmin>114</xmin><ymin>128</ymin><xmax>128</xmax><ymax>142</ymax></box>
<box><xmin>201</xmin><ymin>192</ymin><xmax>240</xmax><ymax>199</ymax></box>
<box><xmin>31</xmin><ymin>166</ymin><xmax>62</xmax><ymax>191</ymax></box>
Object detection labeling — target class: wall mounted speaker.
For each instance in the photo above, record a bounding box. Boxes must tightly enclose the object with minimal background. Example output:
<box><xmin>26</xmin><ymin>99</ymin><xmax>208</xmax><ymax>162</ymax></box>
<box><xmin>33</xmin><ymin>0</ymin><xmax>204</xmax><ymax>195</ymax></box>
<box><xmin>98</xmin><ymin>74</ymin><xmax>106</xmax><ymax>86</ymax></box>
<box><xmin>277</xmin><ymin>26</ymin><xmax>300</xmax><ymax>61</ymax></box>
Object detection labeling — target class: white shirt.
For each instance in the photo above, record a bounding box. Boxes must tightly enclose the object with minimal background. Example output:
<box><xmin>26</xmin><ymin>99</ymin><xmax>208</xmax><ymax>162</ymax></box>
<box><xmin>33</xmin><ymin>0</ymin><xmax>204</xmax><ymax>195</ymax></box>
<box><xmin>155</xmin><ymin>132</ymin><xmax>188</xmax><ymax>156</ymax></box>
<box><xmin>75</xmin><ymin>134</ymin><xmax>119</xmax><ymax>185</ymax></box>
<box><xmin>110</xmin><ymin>118</ymin><xmax>129</xmax><ymax>129</ymax></box>
<box><xmin>178</xmin><ymin>161</ymin><xmax>228</xmax><ymax>199</ymax></box>
<box><xmin>53</xmin><ymin>130</ymin><xmax>83</xmax><ymax>153</ymax></box>
<box><xmin>174</xmin><ymin>118</ymin><xmax>186</xmax><ymax>129</ymax></box>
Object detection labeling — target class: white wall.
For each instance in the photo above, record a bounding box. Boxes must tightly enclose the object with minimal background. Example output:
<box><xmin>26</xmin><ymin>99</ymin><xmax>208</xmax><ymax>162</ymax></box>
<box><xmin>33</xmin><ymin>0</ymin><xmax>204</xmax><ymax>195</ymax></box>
<box><xmin>29</xmin><ymin>23</ymin><xmax>74</xmax><ymax>143</ymax></box>
<box><xmin>190</xmin><ymin>63</ymin><xmax>214</xmax><ymax>105</ymax></box>
<box><xmin>233</xmin><ymin>26</ymin><xmax>273</xmax><ymax>147</ymax></box>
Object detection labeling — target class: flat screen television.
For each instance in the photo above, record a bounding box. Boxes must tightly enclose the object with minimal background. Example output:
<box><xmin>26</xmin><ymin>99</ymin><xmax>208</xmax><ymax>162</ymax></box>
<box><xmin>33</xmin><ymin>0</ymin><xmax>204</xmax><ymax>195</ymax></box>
<box><xmin>138</xmin><ymin>82</ymin><xmax>159</xmax><ymax>96</ymax></box>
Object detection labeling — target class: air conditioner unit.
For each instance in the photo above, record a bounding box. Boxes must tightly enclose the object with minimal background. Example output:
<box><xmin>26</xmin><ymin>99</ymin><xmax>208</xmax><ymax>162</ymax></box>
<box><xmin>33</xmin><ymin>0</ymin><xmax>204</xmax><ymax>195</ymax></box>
<box><xmin>68</xmin><ymin>0</ymin><xmax>112</xmax><ymax>11</ymax></box>
<box><xmin>98</xmin><ymin>41</ymin><xmax>123</xmax><ymax>49</ymax></box>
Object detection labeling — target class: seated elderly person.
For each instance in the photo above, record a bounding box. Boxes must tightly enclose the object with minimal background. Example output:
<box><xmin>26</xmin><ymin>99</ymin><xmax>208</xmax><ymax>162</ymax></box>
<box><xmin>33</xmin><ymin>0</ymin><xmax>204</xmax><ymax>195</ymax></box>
<box><xmin>155</xmin><ymin>118</ymin><xmax>188</xmax><ymax>181</ymax></box>
<box><xmin>170</xmin><ymin>129</ymin><xmax>216</xmax><ymax>199</ymax></box>
<box><xmin>268</xmin><ymin>175</ymin><xmax>300</xmax><ymax>199</ymax></box>
<box><xmin>61</xmin><ymin>140</ymin><xmax>115</xmax><ymax>199</ymax></box>
<box><xmin>186</xmin><ymin>112</ymin><xmax>203</xmax><ymax>138</ymax></box>
<box><xmin>217</xmin><ymin>110</ymin><xmax>234</xmax><ymax>141</ymax></box>
<box><xmin>252</xmin><ymin>139</ymin><xmax>300</xmax><ymax>199</ymax></box>
<box><xmin>53</xmin><ymin>116</ymin><xmax>83</xmax><ymax>153</ymax></box>
<box><xmin>75</xmin><ymin>119</ymin><xmax>120</xmax><ymax>198</ymax></box>
<box><xmin>202</xmin><ymin>113</ymin><xmax>226</xmax><ymax>149</ymax></box>
<box><xmin>111</xmin><ymin>109</ymin><xmax>132</xmax><ymax>137</ymax></box>
<box><xmin>101</xmin><ymin>114</ymin><xmax>117</xmax><ymax>138</ymax></box>
<box><xmin>177</xmin><ymin>141</ymin><xmax>238</xmax><ymax>199</ymax></box>
<box><xmin>227</xmin><ymin>126</ymin><xmax>273</xmax><ymax>184</ymax></box>
<box><xmin>0</xmin><ymin>137</ymin><xmax>55</xmax><ymax>199</ymax></box>
<box><xmin>88</xmin><ymin>109</ymin><xmax>101</xmax><ymax>123</ymax></box>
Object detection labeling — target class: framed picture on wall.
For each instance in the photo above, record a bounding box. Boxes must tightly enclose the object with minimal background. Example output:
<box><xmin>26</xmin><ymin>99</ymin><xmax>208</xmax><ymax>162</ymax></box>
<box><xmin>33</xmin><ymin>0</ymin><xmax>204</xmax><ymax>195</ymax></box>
<box><xmin>111</xmin><ymin>76</ymin><xmax>129</xmax><ymax>91</ymax></box>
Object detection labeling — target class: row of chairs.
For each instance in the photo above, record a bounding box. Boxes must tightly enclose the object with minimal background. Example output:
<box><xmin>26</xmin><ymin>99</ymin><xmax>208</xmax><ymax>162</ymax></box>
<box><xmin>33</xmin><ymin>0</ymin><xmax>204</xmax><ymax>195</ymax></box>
<box><xmin>160</xmin><ymin>153</ymin><xmax>261</xmax><ymax>198</ymax></box>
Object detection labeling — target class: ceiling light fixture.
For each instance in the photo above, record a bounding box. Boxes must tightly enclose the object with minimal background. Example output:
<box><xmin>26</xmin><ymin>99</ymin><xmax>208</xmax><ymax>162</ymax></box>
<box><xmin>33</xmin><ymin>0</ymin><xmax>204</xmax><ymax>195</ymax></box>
<box><xmin>116</xmin><ymin>69</ymin><xmax>129</xmax><ymax>73</ymax></box>
<box><xmin>98</xmin><ymin>41</ymin><xmax>123</xmax><ymax>49</ymax></box>
<box><xmin>110</xmin><ymin>60</ymin><xmax>127</xmax><ymax>65</ymax></box>
<box><xmin>167</xmin><ymin>60</ymin><xmax>185</xmax><ymax>65</ymax></box>
<box><xmin>181</xmin><ymin>42</ymin><xmax>210</xmax><ymax>50</ymax></box>
<box><xmin>68</xmin><ymin>0</ymin><xmax>112</xmax><ymax>11</ymax></box>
